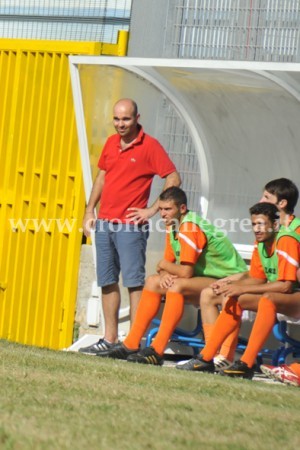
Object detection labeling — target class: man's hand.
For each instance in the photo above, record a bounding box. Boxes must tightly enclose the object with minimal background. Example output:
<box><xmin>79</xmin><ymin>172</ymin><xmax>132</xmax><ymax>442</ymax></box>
<box><xmin>126</xmin><ymin>207</ymin><xmax>155</xmax><ymax>223</ymax></box>
<box><xmin>159</xmin><ymin>273</ymin><xmax>178</xmax><ymax>289</ymax></box>
<box><xmin>83</xmin><ymin>211</ymin><xmax>96</xmax><ymax>237</ymax></box>
<box><xmin>210</xmin><ymin>272</ymin><xmax>249</xmax><ymax>291</ymax></box>
<box><xmin>210</xmin><ymin>278</ymin><xmax>231</xmax><ymax>291</ymax></box>
<box><xmin>213</xmin><ymin>282</ymin><xmax>246</xmax><ymax>298</ymax></box>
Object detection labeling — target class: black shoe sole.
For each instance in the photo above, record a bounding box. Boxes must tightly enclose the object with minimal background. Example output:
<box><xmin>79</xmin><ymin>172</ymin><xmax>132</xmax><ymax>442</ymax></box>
<box><xmin>221</xmin><ymin>371</ymin><xmax>254</xmax><ymax>379</ymax></box>
<box><xmin>127</xmin><ymin>356</ymin><xmax>163</xmax><ymax>366</ymax></box>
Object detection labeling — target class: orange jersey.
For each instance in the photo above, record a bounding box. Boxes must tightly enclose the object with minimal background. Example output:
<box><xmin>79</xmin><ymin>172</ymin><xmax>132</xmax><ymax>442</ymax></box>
<box><xmin>164</xmin><ymin>221</ymin><xmax>207</xmax><ymax>265</ymax></box>
<box><xmin>250</xmin><ymin>234</ymin><xmax>300</xmax><ymax>282</ymax></box>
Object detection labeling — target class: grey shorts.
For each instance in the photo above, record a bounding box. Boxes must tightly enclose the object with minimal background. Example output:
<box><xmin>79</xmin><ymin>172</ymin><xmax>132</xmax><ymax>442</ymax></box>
<box><xmin>95</xmin><ymin>220</ymin><xmax>149</xmax><ymax>288</ymax></box>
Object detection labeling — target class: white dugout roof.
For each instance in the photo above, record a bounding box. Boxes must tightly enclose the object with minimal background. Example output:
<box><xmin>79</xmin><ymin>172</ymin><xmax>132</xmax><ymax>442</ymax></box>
<box><xmin>69</xmin><ymin>57</ymin><xmax>300</xmax><ymax>247</ymax></box>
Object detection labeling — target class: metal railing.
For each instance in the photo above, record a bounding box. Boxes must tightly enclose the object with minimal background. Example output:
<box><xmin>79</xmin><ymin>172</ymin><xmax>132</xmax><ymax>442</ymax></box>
<box><xmin>0</xmin><ymin>0</ymin><xmax>131</xmax><ymax>42</ymax></box>
<box><xmin>168</xmin><ymin>0</ymin><xmax>300</xmax><ymax>62</ymax></box>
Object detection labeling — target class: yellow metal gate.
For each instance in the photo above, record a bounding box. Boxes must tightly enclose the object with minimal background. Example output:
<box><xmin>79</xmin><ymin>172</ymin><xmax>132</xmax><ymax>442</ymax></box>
<box><xmin>0</xmin><ymin>34</ymin><xmax>128</xmax><ymax>349</ymax></box>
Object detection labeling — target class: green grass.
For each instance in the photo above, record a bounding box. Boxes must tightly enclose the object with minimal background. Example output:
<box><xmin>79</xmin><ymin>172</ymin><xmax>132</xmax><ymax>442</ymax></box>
<box><xmin>1</xmin><ymin>340</ymin><xmax>299</xmax><ymax>450</ymax></box>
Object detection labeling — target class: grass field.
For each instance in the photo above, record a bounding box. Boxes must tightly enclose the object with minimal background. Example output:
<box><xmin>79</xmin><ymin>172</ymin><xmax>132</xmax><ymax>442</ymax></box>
<box><xmin>1</xmin><ymin>340</ymin><xmax>299</xmax><ymax>450</ymax></box>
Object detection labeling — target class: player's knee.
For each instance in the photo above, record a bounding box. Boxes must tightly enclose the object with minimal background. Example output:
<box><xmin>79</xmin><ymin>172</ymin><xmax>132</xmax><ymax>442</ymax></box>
<box><xmin>168</xmin><ymin>278</ymin><xmax>185</xmax><ymax>293</ymax></box>
<box><xmin>200</xmin><ymin>287</ymin><xmax>214</xmax><ymax>307</ymax></box>
<box><xmin>144</xmin><ymin>274</ymin><xmax>160</xmax><ymax>290</ymax></box>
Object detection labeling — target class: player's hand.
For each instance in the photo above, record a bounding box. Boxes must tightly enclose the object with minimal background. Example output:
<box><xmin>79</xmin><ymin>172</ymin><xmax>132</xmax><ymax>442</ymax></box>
<box><xmin>211</xmin><ymin>278</ymin><xmax>232</xmax><ymax>294</ymax></box>
<box><xmin>159</xmin><ymin>273</ymin><xmax>177</xmax><ymax>289</ymax></box>
<box><xmin>213</xmin><ymin>283</ymin><xmax>245</xmax><ymax>297</ymax></box>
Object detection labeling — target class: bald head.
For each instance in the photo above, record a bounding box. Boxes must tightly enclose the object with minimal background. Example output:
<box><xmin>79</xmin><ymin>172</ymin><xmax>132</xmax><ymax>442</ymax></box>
<box><xmin>113</xmin><ymin>98</ymin><xmax>138</xmax><ymax>117</ymax></box>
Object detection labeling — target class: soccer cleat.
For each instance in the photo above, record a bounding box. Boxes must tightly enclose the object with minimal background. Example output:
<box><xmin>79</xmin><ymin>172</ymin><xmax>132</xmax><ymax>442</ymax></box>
<box><xmin>78</xmin><ymin>338</ymin><xmax>115</xmax><ymax>355</ymax></box>
<box><xmin>222</xmin><ymin>360</ymin><xmax>254</xmax><ymax>379</ymax></box>
<box><xmin>176</xmin><ymin>355</ymin><xmax>215</xmax><ymax>372</ymax></box>
<box><xmin>97</xmin><ymin>343</ymin><xmax>139</xmax><ymax>360</ymax></box>
<box><xmin>260</xmin><ymin>364</ymin><xmax>288</xmax><ymax>379</ymax></box>
<box><xmin>213</xmin><ymin>355</ymin><xmax>233</xmax><ymax>372</ymax></box>
<box><xmin>127</xmin><ymin>346</ymin><xmax>164</xmax><ymax>366</ymax></box>
<box><xmin>274</xmin><ymin>366</ymin><xmax>300</xmax><ymax>387</ymax></box>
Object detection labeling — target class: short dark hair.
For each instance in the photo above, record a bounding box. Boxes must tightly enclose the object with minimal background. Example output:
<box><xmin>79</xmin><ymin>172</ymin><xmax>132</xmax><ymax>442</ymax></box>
<box><xmin>130</xmin><ymin>100</ymin><xmax>138</xmax><ymax>116</ymax></box>
<box><xmin>249</xmin><ymin>202</ymin><xmax>279</xmax><ymax>222</ymax></box>
<box><xmin>159</xmin><ymin>186</ymin><xmax>187</xmax><ymax>207</ymax></box>
<box><xmin>264</xmin><ymin>178</ymin><xmax>299</xmax><ymax>214</ymax></box>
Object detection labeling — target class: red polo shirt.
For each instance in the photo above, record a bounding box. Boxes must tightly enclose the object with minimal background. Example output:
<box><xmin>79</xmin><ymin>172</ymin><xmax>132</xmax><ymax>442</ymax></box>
<box><xmin>98</xmin><ymin>126</ymin><xmax>176</xmax><ymax>222</ymax></box>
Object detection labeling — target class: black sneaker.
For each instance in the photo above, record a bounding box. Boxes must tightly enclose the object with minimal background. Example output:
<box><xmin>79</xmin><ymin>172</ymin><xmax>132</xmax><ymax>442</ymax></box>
<box><xmin>222</xmin><ymin>360</ymin><xmax>254</xmax><ymax>379</ymax></box>
<box><xmin>127</xmin><ymin>346</ymin><xmax>164</xmax><ymax>366</ymax></box>
<box><xmin>78</xmin><ymin>338</ymin><xmax>115</xmax><ymax>355</ymax></box>
<box><xmin>176</xmin><ymin>355</ymin><xmax>215</xmax><ymax>372</ymax></box>
<box><xmin>97</xmin><ymin>343</ymin><xmax>139</xmax><ymax>360</ymax></box>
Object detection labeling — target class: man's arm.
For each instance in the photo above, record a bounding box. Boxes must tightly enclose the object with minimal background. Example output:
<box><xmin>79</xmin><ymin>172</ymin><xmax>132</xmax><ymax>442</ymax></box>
<box><xmin>126</xmin><ymin>170</ymin><xmax>181</xmax><ymax>223</ymax></box>
<box><xmin>162</xmin><ymin>171</ymin><xmax>182</xmax><ymax>191</ymax></box>
<box><xmin>83</xmin><ymin>169</ymin><xmax>105</xmax><ymax>237</ymax></box>
<box><xmin>210</xmin><ymin>271</ymin><xmax>250</xmax><ymax>289</ymax></box>
<box><xmin>146</xmin><ymin>171</ymin><xmax>181</xmax><ymax>217</ymax></box>
<box><xmin>157</xmin><ymin>259</ymin><xmax>193</xmax><ymax>278</ymax></box>
<box><xmin>156</xmin><ymin>260</ymin><xmax>193</xmax><ymax>289</ymax></box>
<box><xmin>215</xmin><ymin>278</ymin><xmax>293</xmax><ymax>297</ymax></box>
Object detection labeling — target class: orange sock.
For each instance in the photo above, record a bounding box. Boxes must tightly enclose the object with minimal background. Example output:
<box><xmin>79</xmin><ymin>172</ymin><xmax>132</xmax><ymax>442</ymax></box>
<box><xmin>202</xmin><ymin>323</ymin><xmax>214</xmax><ymax>345</ymax></box>
<box><xmin>201</xmin><ymin>297</ymin><xmax>242</xmax><ymax>361</ymax></box>
<box><xmin>219</xmin><ymin>327</ymin><xmax>240</xmax><ymax>362</ymax></box>
<box><xmin>290</xmin><ymin>363</ymin><xmax>300</xmax><ymax>377</ymax></box>
<box><xmin>151</xmin><ymin>292</ymin><xmax>185</xmax><ymax>355</ymax></box>
<box><xmin>203</xmin><ymin>320</ymin><xmax>239</xmax><ymax>362</ymax></box>
<box><xmin>241</xmin><ymin>296</ymin><xmax>277</xmax><ymax>368</ymax></box>
<box><xmin>123</xmin><ymin>289</ymin><xmax>161</xmax><ymax>350</ymax></box>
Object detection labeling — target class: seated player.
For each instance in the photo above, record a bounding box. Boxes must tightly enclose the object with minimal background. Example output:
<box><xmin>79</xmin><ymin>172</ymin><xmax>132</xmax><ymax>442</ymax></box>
<box><xmin>200</xmin><ymin>177</ymin><xmax>300</xmax><ymax>370</ymax></box>
<box><xmin>96</xmin><ymin>186</ymin><xmax>247</xmax><ymax>365</ymax></box>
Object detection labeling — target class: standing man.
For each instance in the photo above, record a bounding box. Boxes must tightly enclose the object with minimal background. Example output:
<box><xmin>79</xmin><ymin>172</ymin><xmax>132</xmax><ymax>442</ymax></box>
<box><xmin>79</xmin><ymin>99</ymin><xmax>181</xmax><ymax>355</ymax></box>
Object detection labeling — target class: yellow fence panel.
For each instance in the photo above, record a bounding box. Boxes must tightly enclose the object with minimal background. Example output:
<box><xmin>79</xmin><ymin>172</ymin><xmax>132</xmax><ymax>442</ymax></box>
<box><xmin>0</xmin><ymin>33</ymin><xmax>128</xmax><ymax>349</ymax></box>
